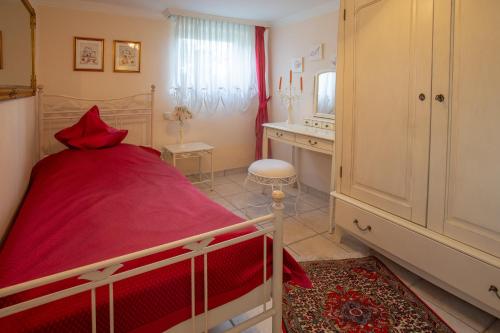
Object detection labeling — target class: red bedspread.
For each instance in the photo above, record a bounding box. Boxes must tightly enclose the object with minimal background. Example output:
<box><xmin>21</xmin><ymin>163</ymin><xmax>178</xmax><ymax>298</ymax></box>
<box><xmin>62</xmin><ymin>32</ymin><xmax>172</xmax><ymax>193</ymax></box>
<box><xmin>0</xmin><ymin>144</ymin><xmax>309</xmax><ymax>332</ymax></box>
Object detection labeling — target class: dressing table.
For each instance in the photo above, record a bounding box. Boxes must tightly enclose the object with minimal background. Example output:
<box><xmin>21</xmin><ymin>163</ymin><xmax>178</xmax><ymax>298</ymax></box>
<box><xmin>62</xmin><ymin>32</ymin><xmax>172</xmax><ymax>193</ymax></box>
<box><xmin>263</xmin><ymin>70</ymin><xmax>336</xmax><ymax>231</ymax></box>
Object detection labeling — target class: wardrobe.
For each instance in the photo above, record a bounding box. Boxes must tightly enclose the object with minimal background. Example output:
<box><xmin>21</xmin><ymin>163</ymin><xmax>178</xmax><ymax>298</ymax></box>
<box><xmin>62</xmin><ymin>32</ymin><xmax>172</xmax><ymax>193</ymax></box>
<box><xmin>333</xmin><ymin>0</ymin><xmax>500</xmax><ymax>317</ymax></box>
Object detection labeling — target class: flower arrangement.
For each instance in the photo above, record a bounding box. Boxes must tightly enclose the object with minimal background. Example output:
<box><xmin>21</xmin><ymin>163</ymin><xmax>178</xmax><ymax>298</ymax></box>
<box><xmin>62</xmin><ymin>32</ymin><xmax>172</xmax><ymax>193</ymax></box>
<box><xmin>172</xmin><ymin>105</ymin><xmax>192</xmax><ymax>144</ymax></box>
<box><xmin>173</xmin><ymin>105</ymin><xmax>193</xmax><ymax>125</ymax></box>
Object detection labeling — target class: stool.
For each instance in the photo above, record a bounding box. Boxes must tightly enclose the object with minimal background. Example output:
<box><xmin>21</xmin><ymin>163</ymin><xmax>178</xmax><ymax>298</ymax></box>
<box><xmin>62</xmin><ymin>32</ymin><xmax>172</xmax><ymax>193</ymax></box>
<box><xmin>245</xmin><ymin>159</ymin><xmax>301</xmax><ymax>215</ymax></box>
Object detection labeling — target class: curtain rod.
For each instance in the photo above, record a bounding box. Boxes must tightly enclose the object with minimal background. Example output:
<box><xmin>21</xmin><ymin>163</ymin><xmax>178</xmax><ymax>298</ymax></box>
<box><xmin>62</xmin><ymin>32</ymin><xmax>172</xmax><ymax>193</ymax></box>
<box><xmin>163</xmin><ymin>8</ymin><xmax>272</xmax><ymax>28</ymax></box>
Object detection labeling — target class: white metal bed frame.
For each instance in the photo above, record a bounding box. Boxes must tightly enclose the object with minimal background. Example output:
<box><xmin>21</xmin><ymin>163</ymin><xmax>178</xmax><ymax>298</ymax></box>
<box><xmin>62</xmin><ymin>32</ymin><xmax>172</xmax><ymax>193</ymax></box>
<box><xmin>0</xmin><ymin>86</ymin><xmax>286</xmax><ymax>332</ymax></box>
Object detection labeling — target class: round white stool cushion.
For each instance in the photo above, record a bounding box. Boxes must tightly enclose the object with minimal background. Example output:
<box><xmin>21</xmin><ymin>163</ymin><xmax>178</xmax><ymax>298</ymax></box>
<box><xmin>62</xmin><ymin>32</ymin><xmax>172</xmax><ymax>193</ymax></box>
<box><xmin>248</xmin><ymin>159</ymin><xmax>296</xmax><ymax>178</ymax></box>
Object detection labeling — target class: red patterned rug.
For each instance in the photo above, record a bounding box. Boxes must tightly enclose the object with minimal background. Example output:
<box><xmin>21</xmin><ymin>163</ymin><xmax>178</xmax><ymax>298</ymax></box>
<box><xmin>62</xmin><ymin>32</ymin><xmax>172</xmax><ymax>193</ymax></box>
<box><xmin>283</xmin><ymin>257</ymin><xmax>455</xmax><ymax>333</ymax></box>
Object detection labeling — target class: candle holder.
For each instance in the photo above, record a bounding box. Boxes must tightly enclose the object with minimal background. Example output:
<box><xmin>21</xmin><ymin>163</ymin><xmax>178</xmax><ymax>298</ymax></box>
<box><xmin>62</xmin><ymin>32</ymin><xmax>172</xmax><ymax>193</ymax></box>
<box><xmin>278</xmin><ymin>84</ymin><xmax>302</xmax><ymax>124</ymax></box>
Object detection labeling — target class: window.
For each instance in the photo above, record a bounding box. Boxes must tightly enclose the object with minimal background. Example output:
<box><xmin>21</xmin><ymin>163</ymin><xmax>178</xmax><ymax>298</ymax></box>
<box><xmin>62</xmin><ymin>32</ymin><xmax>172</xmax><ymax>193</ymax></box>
<box><xmin>171</xmin><ymin>16</ymin><xmax>257</xmax><ymax>113</ymax></box>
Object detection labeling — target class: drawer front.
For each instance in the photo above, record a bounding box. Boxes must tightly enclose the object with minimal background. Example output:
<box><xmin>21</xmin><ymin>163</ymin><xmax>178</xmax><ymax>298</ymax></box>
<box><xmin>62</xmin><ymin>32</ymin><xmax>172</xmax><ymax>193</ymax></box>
<box><xmin>269</xmin><ymin>129</ymin><xmax>294</xmax><ymax>142</ymax></box>
<box><xmin>336</xmin><ymin>199</ymin><xmax>500</xmax><ymax>314</ymax></box>
<box><xmin>321</xmin><ymin>122</ymin><xmax>334</xmax><ymax>130</ymax></box>
<box><xmin>296</xmin><ymin>134</ymin><xmax>333</xmax><ymax>151</ymax></box>
<box><xmin>312</xmin><ymin>120</ymin><xmax>322</xmax><ymax>128</ymax></box>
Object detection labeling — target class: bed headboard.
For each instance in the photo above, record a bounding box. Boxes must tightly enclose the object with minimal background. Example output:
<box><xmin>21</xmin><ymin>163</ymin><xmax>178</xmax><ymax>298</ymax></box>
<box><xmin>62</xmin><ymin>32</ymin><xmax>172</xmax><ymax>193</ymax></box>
<box><xmin>37</xmin><ymin>85</ymin><xmax>155</xmax><ymax>159</ymax></box>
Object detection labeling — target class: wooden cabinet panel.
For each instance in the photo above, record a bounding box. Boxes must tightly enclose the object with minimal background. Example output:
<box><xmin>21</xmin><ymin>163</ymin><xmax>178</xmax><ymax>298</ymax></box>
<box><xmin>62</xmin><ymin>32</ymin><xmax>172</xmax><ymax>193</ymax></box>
<box><xmin>341</xmin><ymin>0</ymin><xmax>433</xmax><ymax>224</ymax></box>
<box><xmin>428</xmin><ymin>0</ymin><xmax>500</xmax><ymax>256</ymax></box>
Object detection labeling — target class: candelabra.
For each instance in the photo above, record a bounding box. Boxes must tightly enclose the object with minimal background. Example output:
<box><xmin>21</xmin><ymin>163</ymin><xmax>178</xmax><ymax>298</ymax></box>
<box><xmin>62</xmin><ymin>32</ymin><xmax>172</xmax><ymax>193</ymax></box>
<box><xmin>277</xmin><ymin>73</ymin><xmax>303</xmax><ymax>124</ymax></box>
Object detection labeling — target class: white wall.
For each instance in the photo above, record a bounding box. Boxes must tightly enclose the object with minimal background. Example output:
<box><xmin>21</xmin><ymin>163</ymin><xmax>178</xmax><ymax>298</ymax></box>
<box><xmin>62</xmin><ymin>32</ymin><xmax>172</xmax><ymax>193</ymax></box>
<box><xmin>269</xmin><ymin>10</ymin><xmax>339</xmax><ymax>193</ymax></box>
<box><xmin>37</xmin><ymin>5</ymin><xmax>258</xmax><ymax>174</ymax></box>
<box><xmin>0</xmin><ymin>97</ymin><xmax>37</xmax><ymax>237</ymax></box>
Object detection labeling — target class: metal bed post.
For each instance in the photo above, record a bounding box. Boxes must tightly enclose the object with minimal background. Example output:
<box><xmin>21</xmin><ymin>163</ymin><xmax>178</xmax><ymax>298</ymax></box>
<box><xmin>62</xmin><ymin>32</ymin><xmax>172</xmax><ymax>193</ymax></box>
<box><xmin>271</xmin><ymin>190</ymin><xmax>284</xmax><ymax>332</ymax></box>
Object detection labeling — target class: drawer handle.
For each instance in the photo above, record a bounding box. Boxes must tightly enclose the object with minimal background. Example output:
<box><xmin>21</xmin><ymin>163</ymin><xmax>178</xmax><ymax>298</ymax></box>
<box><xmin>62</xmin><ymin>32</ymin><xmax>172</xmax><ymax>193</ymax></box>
<box><xmin>308</xmin><ymin>139</ymin><xmax>318</xmax><ymax>146</ymax></box>
<box><xmin>489</xmin><ymin>285</ymin><xmax>500</xmax><ymax>300</ymax></box>
<box><xmin>353</xmin><ymin>219</ymin><xmax>372</xmax><ymax>232</ymax></box>
<box><xmin>275</xmin><ymin>132</ymin><xmax>283</xmax><ymax>138</ymax></box>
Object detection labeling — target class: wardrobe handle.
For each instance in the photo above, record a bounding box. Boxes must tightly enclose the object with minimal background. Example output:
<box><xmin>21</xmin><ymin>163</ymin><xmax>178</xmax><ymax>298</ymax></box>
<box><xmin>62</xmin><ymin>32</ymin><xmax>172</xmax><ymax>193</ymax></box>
<box><xmin>418</xmin><ymin>93</ymin><xmax>426</xmax><ymax>101</ymax></box>
<box><xmin>435</xmin><ymin>94</ymin><xmax>445</xmax><ymax>103</ymax></box>
<box><xmin>489</xmin><ymin>285</ymin><xmax>500</xmax><ymax>300</ymax></box>
<box><xmin>353</xmin><ymin>219</ymin><xmax>372</xmax><ymax>232</ymax></box>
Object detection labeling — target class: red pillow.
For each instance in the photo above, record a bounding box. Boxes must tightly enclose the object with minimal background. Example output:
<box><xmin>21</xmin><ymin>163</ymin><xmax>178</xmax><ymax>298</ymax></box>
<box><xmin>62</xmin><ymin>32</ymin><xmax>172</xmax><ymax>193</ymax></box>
<box><xmin>55</xmin><ymin>105</ymin><xmax>128</xmax><ymax>149</ymax></box>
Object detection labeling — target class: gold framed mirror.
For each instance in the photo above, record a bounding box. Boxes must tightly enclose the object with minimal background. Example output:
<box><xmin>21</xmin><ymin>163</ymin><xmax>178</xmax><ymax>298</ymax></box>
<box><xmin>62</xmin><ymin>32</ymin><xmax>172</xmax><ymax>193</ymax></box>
<box><xmin>0</xmin><ymin>0</ymin><xmax>36</xmax><ymax>101</ymax></box>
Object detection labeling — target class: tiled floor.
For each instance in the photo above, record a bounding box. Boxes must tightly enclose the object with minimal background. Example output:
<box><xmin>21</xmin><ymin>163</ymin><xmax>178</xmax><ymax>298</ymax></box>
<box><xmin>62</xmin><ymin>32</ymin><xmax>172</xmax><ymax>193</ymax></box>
<box><xmin>193</xmin><ymin>171</ymin><xmax>500</xmax><ymax>333</ymax></box>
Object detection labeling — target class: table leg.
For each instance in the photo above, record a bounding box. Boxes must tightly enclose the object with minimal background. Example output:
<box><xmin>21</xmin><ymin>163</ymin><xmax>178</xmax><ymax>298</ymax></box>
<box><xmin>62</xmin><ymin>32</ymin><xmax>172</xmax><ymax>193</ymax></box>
<box><xmin>262</xmin><ymin>128</ymin><xmax>269</xmax><ymax>159</ymax></box>
<box><xmin>210</xmin><ymin>151</ymin><xmax>214</xmax><ymax>191</ymax></box>
<box><xmin>329</xmin><ymin>150</ymin><xmax>336</xmax><ymax>233</ymax></box>
<box><xmin>198</xmin><ymin>154</ymin><xmax>202</xmax><ymax>182</ymax></box>
<box><xmin>172</xmin><ymin>153</ymin><xmax>177</xmax><ymax>168</ymax></box>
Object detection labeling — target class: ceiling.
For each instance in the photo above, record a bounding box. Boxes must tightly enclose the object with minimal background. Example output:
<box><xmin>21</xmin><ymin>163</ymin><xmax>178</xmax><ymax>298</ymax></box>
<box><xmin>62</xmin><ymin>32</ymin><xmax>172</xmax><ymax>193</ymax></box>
<box><xmin>78</xmin><ymin>0</ymin><xmax>337</xmax><ymax>22</ymax></box>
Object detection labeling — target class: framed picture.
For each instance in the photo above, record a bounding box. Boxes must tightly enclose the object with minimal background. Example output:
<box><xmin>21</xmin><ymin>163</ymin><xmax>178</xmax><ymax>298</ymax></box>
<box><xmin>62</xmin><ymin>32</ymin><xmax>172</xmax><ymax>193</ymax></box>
<box><xmin>308</xmin><ymin>44</ymin><xmax>323</xmax><ymax>61</ymax></box>
<box><xmin>0</xmin><ymin>31</ymin><xmax>3</xmax><ymax>70</ymax></box>
<box><xmin>291</xmin><ymin>57</ymin><xmax>304</xmax><ymax>73</ymax></box>
<box><xmin>113</xmin><ymin>40</ymin><xmax>141</xmax><ymax>73</ymax></box>
<box><xmin>74</xmin><ymin>37</ymin><xmax>104</xmax><ymax>72</ymax></box>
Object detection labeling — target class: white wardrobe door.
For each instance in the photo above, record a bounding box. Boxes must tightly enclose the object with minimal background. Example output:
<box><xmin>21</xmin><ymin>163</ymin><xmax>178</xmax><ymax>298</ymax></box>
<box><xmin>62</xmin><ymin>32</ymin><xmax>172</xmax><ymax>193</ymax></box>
<box><xmin>340</xmin><ymin>0</ymin><xmax>433</xmax><ymax>224</ymax></box>
<box><xmin>428</xmin><ymin>0</ymin><xmax>500</xmax><ymax>256</ymax></box>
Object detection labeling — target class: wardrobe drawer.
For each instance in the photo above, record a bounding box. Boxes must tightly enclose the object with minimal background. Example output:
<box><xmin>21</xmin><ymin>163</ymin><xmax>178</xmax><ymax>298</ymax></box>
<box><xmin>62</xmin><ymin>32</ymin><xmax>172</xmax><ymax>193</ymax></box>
<box><xmin>335</xmin><ymin>199</ymin><xmax>500</xmax><ymax>315</ymax></box>
<box><xmin>296</xmin><ymin>135</ymin><xmax>333</xmax><ymax>152</ymax></box>
<box><xmin>268</xmin><ymin>129</ymin><xmax>294</xmax><ymax>142</ymax></box>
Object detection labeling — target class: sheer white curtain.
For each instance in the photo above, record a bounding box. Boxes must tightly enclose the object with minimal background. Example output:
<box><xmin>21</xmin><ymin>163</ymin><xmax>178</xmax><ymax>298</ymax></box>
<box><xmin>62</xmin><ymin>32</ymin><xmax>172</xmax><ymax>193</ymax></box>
<box><xmin>171</xmin><ymin>16</ymin><xmax>257</xmax><ymax>114</ymax></box>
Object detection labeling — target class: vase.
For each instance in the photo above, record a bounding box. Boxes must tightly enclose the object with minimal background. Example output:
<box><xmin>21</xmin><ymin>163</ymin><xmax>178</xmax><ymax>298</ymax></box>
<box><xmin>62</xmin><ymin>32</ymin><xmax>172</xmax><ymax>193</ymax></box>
<box><xmin>179</xmin><ymin>123</ymin><xmax>184</xmax><ymax>144</ymax></box>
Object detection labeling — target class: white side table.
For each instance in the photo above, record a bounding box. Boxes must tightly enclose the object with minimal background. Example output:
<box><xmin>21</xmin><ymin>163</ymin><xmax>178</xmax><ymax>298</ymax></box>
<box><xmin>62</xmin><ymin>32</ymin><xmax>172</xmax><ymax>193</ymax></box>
<box><xmin>163</xmin><ymin>142</ymin><xmax>215</xmax><ymax>190</ymax></box>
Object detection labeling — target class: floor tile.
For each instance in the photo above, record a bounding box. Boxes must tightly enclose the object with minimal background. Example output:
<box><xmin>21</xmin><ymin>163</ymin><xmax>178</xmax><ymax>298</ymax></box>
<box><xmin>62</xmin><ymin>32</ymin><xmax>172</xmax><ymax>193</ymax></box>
<box><xmin>289</xmin><ymin>235</ymin><xmax>351</xmax><ymax>261</ymax></box>
<box><xmin>231</xmin><ymin>306</ymin><xmax>263</xmax><ymax>326</ymax></box>
<box><xmin>213</xmin><ymin>174</ymin><xmax>234</xmax><ymax>185</ymax></box>
<box><xmin>299</xmin><ymin>193</ymin><xmax>329</xmax><ymax>209</ymax></box>
<box><xmin>295</xmin><ymin>210</ymin><xmax>331</xmax><ymax>233</ymax></box>
<box><xmin>241</xmin><ymin>318</ymin><xmax>272</xmax><ymax>333</ymax></box>
<box><xmin>243</xmin><ymin>205</ymin><xmax>273</xmax><ymax>219</ymax></box>
<box><xmin>209</xmin><ymin>196</ymin><xmax>236</xmax><ymax>210</ymax></box>
<box><xmin>230</xmin><ymin>209</ymin><xmax>248</xmax><ymax>219</ymax></box>
<box><xmin>285</xmin><ymin>246</ymin><xmax>302</xmax><ymax>261</ymax></box>
<box><xmin>410</xmin><ymin>278</ymin><xmax>496</xmax><ymax>332</ymax></box>
<box><xmin>282</xmin><ymin>217</ymin><xmax>316</xmax><ymax>245</ymax></box>
<box><xmin>283</xmin><ymin>185</ymin><xmax>300</xmax><ymax>197</ymax></box>
<box><xmin>227</xmin><ymin>172</ymin><xmax>249</xmax><ymax>184</ymax></box>
<box><xmin>283</xmin><ymin>198</ymin><xmax>316</xmax><ymax>216</ymax></box>
<box><xmin>424</xmin><ymin>300</ymin><xmax>478</xmax><ymax>333</ymax></box>
<box><xmin>225</xmin><ymin>192</ymin><xmax>269</xmax><ymax>209</ymax></box>
<box><xmin>193</xmin><ymin>183</ymin><xmax>218</xmax><ymax>197</ymax></box>
<box><xmin>374</xmin><ymin>254</ymin><xmax>422</xmax><ymax>287</ymax></box>
<box><xmin>214</xmin><ymin>182</ymin><xmax>246</xmax><ymax>196</ymax></box>
<box><xmin>321</xmin><ymin>233</ymin><xmax>371</xmax><ymax>258</ymax></box>
<box><xmin>208</xmin><ymin>320</ymin><xmax>234</xmax><ymax>333</ymax></box>
<box><xmin>485</xmin><ymin>320</ymin><xmax>500</xmax><ymax>333</ymax></box>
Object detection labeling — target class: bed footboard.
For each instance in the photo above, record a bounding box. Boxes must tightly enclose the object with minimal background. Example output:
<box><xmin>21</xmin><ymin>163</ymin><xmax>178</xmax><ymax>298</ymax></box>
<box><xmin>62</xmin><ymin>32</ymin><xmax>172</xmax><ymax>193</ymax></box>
<box><xmin>0</xmin><ymin>190</ymin><xmax>286</xmax><ymax>333</ymax></box>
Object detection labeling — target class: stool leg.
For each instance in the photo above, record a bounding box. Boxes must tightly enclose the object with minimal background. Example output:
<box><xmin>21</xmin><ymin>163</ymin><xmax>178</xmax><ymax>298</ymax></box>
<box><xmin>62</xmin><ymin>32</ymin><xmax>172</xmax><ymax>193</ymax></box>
<box><xmin>243</xmin><ymin>174</ymin><xmax>249</xmax><ymax>189</ymax></box>
<box><xmin>294</xmin><ymin>180</ymin><xmax>302</xmax><ymax>216</ymax></box>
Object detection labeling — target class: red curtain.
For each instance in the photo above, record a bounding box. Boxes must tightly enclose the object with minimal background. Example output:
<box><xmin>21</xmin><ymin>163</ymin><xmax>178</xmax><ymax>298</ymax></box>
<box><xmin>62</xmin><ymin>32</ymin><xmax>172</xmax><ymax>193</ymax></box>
<box><xmin>254</xmin><ymin>26</ymin><xmax>271</xmax><ymax>160</ymax></box>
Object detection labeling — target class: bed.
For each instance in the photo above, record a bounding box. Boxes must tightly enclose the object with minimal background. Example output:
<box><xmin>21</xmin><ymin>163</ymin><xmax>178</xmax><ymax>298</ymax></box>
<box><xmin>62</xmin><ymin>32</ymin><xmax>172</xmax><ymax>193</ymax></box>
<box><xmin>0</xmin><ymin>86</ymin><xmax>309</xmax><ymax>332</ymax></box>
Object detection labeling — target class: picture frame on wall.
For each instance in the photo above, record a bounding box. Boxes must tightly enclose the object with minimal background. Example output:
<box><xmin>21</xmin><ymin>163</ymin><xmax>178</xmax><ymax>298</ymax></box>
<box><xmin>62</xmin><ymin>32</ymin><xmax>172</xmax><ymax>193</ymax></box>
<box><xmin>113</xmin><ymin>40</ymin><xmax>141</xmax><ymax>73</ymax></box>
<box><xmin>291</xmin><ymin>57</ymin><xmax>304</xmax><ymax>73</ymax></box>
<box><xmin>308</xmin><ymin>44</ymin><xmax>323</xmax><ymax>61</ymax></box>
<box><xmin>73</xmin><ymin>37</ymin><xmax>104</xmax><ymax>72</ymax></box>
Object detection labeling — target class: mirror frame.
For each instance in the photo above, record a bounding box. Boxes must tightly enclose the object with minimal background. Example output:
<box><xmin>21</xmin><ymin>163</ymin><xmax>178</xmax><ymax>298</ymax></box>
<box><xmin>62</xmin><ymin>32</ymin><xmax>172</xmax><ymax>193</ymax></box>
<box><xmin>313</xmin><ymin>69</ymin><xmax>336</xmax><ymax>120</ymax></box>
<box><xmin>0</xmin><ymin>0</ymin><xmax>36</xmax><ymax>101</ymax></box>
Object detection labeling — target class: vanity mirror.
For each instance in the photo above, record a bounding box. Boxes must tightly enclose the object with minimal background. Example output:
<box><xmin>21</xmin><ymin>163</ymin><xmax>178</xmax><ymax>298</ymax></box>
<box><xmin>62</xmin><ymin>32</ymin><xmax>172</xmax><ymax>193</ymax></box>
<box><xmin>313</xmin><ymin>70</ymin><xmax>336</xmax><ymax>119</ymax></box>
<box><xmin>0</xmin><ymin>0</ymin><xmax>36</xmax><ymax>101</ymax></box>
